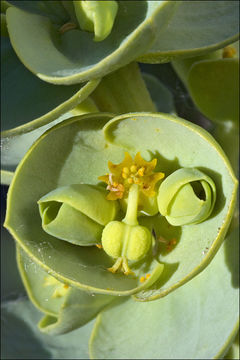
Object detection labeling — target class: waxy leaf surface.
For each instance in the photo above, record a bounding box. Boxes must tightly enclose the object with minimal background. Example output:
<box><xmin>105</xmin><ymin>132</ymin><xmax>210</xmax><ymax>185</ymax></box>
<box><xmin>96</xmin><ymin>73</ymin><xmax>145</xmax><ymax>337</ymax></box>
<box><xmin>6</xmin><ymin>1</ymin><xmax>238</xmax><ymax>84</ymax></box>
<box><xmin>90</xmin><ymin>227</ymin><xmax>239</xmax><ymax>359</ymax></box>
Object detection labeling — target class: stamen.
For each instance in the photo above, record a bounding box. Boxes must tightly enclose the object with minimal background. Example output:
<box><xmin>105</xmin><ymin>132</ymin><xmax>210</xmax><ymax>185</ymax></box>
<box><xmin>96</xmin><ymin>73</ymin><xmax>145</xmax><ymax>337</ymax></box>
<box><xmin>138</xmin><ymin>167</ymin><xmax>145</xmax><ymax>176</ymax></box>
<box><xmin>140</xmin><ymin>276</ymin><xmax>145</xmax><ymax>283</ymax></box>
<box><xmin>130</xmin><ymin>165</ymin><xmax>137</xmax><ymax>173</ymax></box>
<box><xmin>99</xmin><ymin>152</ymin><xmax>164</xmax><ymax>200</ymax></box>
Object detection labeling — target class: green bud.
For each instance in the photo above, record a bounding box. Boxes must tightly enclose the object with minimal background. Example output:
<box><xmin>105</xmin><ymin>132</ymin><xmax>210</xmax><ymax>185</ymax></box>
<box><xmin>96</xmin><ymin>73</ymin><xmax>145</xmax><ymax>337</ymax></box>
<box><xmin>38</xmin><ymin>184</ymin><xmax>118</xmax><ymax>246</ymax></box>
<box><xmin>102</xmin><ymin>221</ymin><xmax>152</xmax><ymax>262</ymax></box>
<box><xmin>157</xmin><ymin>168</ymin><xmax>216</xmax><ymax>226</ymax></box>
<box><xmin>73</xmin><ymin>0</ymin><xmax>118</xmax><ymax>42</ymax></box>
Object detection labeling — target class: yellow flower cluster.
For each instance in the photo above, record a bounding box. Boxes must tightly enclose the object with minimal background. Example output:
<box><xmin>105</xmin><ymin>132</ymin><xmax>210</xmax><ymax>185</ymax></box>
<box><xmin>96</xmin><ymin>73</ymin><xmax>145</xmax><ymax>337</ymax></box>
<box><xmin>99</xmin><ymin>152</ymin><xmax>164</xmax><ymax>200</ymax></box>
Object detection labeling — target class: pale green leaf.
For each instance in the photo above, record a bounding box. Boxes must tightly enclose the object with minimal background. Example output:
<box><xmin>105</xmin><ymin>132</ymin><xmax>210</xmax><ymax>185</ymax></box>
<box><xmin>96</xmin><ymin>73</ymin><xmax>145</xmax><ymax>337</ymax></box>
<box><xmin>89</xmin><ymin>227</ymin><xmax>239</xmax><ymax>359</ymax></box>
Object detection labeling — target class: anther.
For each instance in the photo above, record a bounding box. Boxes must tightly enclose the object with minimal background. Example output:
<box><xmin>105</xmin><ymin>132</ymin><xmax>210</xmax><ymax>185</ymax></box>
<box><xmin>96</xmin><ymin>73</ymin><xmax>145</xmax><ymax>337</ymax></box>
<box><xmin>122</xmin><ymin>172</ymin><xmax>128</xmax><ymax>179</ymax></box>
<box><xmin>130</xmin><ymin>165</ymin><xmax>137</xmax><ymax>173</ymax></box>
<box><xmin>138</xmin><ymin>167</ymin><xmax>145</xmax><ymax>176</ymax></box>
<box><xmin>128</xmin><ymin>178</ymin><xmax>134</xmax><ymax>184</ymax></box>
<box><xmin>140</xmin><ymin>276</ymin><xmax>145</xmax><ymax>283</ymax></box>
<box><xmin>146</xmin><ymin>273</ymin><xmax>151</xmax><ymax>279</ymax></box>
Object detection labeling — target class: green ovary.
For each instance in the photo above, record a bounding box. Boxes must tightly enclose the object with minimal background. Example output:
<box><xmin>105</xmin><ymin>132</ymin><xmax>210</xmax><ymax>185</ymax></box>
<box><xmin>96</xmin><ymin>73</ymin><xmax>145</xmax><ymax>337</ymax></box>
<box><xmin>73</xmin><ymin>0</ymin><xmax>118</xmax><ymax>41</ymax></box>
<box><xmin>101</xmin><ymin>184</ymin><xmax>152</xmax><ymax>275</ymax></box>
<box><xmin>102</xmin><ymin>221</ymin><xmax>151</xmax><ymax>262</ymax></box>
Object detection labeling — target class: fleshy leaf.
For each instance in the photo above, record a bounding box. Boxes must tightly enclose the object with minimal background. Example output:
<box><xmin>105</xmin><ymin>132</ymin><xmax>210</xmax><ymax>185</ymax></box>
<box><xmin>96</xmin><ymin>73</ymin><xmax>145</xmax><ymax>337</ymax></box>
<box><xmin>6</xmin><ymin>2</ymin><xmax>239</xmax><ymax>84</ymax></box>
<box><xmin>1</xmin><ymin>298</ymin><xmax>94</xmax><ymax>359</ymax></box>
<box><xmin>1</xmin><ymin>36</ymin><xmax>100</xmax><ymax>136</ymax></box>
<box><xmin>172</xmin><ymin>41</ymin><xmax>239</xmax><ymax>123</ymax></box>
<box><xmin>89</xmin><ymin>227</ymin><xmax>239</xmax><ymax>359</ymax></box>
<box><xmin>157</xmin><ymin>168</ymin><xmax>216</xmax><ymax>226</ymax></box>
<box><xmin>7</xmin><ymin>0</ymin><xmax>69</xmax><ymax>24</ymax></box>
<box><xmin>38</xmin><ymin>184</ymin><xmax>118</xmax><ymax>246</ymax></box>
<box><xmin>17</xmin><ymin>246</ymin><xmax>115</xmax><ymax>335</ymax></box>
<box><xmin>138</xmin><ymin>1</ymin><xmax>239</xmax><ymax>63</ymax></box>
<box><xmin>1</xmin><ymin>99</ymin><xmax>98</xmax><ymax>174</ymax></box>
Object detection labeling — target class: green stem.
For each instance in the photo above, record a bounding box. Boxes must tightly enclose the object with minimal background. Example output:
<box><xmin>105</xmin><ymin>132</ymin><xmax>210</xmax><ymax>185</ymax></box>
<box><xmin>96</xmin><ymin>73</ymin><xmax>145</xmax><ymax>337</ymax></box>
<box><xmin>90</xmin><ymin>62</ymin><xmax>156</xmax><ymax>114</ymax></box>
<box><xmin>122</xmin><ymin>184</ymin><xmax>139</xmax><ymax>226</ymax></box>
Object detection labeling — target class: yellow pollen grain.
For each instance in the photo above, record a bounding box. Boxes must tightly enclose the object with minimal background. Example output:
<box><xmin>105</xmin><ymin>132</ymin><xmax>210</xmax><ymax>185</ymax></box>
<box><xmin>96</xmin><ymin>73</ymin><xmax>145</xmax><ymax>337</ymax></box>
<box><xmin>138</xmin><ymin>167</ymin><xmax>145</xmax><ymax>176</ymax></box>
<box><xmin>130</xmin><ymin>165</ymin><xmax>137</xmax><ymax>173</ymax></box>
<box><xmin>127</xmin><ymin>178</ymin><xmax>134</xmax><ymax>184</ymax></box>
<box><xmin>146</xmin><ymin>274</ymin><xmax>151</xmax><ymax>280</ymax></box>
<box><xmin>140</xmin><ymin>276</ymin><xmax>145</xmax><ymax>283</ymax></box>
<box><xmin>123</xmin><ymin>167</ymin><xmax>129</xmax><ymax>174</ymax></box>
<box><xmin>96</xmin><ymin>244</ymin><xmax>103</xmax><ymax>249</ymax></box>
<box><xmin>122</xmin><ymin>172</ymin><xmax>128</xmax><ymax>179</ymax></box>
<box><xmin>63</xmin><ymin>284</ymin><xmax>69</xmax><ymax>289</ymax></box>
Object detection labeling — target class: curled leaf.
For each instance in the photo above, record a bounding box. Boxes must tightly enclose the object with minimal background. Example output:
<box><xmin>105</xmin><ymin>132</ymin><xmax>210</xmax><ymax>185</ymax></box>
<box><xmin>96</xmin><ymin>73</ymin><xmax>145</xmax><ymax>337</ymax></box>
<box><xmin>38</xmin><ymin>184</ymin><xmax>118</xmax><ymax>246</ymax></box>
<box><xmin>73</xmin><ymin>0</ymin><xmax>118</xmax><ymax>42</ymax></box>
<box><xmin>157</xmin><ymin>168</ymin><xmax>216</xmax><ymax>226</ymax></box>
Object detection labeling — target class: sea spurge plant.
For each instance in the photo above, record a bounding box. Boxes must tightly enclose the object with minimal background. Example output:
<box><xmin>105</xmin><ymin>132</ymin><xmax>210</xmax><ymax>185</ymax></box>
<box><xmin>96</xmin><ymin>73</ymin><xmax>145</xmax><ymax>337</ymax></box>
<box><xmin>1</xmin><ymin>2</ymin><xmax>239</xmax><ymax>358</ymax></box>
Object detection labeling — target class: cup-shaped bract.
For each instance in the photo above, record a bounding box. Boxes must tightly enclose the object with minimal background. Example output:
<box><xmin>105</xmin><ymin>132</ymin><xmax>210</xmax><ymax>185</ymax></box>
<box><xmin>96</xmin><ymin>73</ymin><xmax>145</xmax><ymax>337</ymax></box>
<box><xmin>4</xmin><ymin>112</ymin><xmax>237</xmax><ymax>299</ymax></box>
<box><xmin>5</xmin><ymin>1</ymin><xmax>239</xmax><ymax>84</ymax></box>
<box><xmin>157</xmin><ymin>168</ymin><xmax>216</xmax><ymax>226</ymax></box>
<box><xmin>38</xmin><ymin>184</ymin><xmax>119</xmax><ymax>246</ymax></box>
<box><xmin>16</xmin><ymin>246</ymin><xmax>115</xmax><ymax>335</ymax></box>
